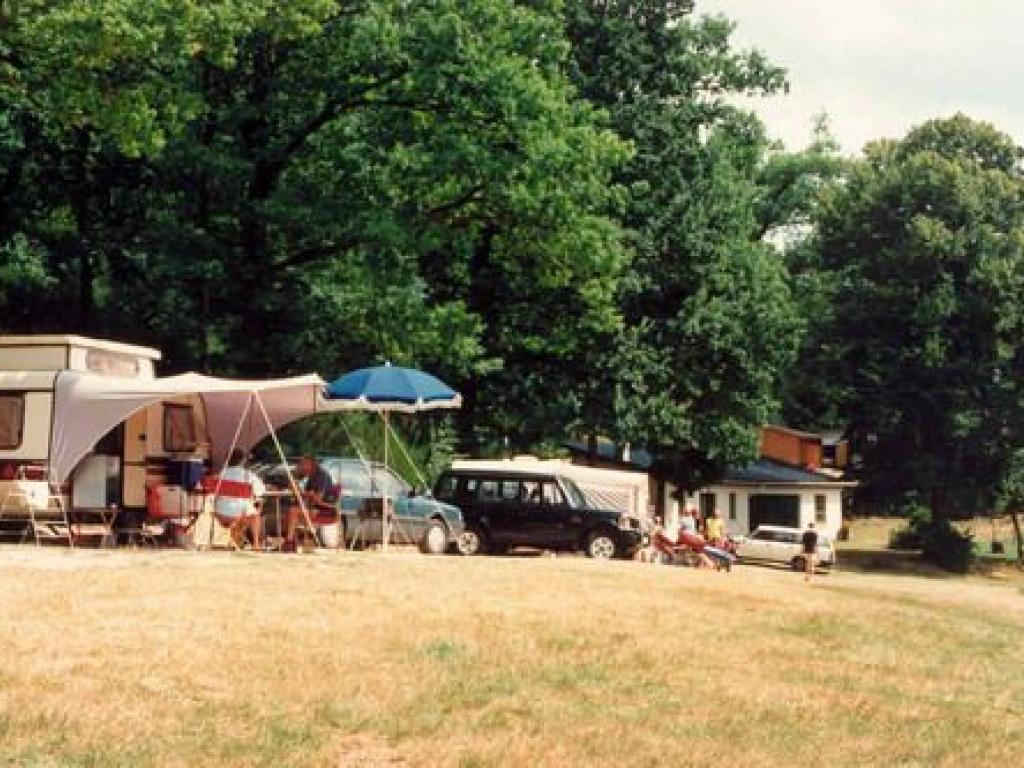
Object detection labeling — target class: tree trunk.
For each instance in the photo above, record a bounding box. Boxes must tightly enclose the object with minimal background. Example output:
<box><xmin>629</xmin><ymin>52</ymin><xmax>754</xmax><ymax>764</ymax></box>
<box><xmin>1010</xmin><ymin>509</ymin><xmax>1023</xmax><ymax>566</ymax></box>
<box><xmin>459</xmin><ymin>222</ymin><xmax>498</xmax><ymax>453</ymax></box>
<box><xmin>929</xmin><ymin>488</ymin><xmax>950</xmax><ymax>525</ymax></box>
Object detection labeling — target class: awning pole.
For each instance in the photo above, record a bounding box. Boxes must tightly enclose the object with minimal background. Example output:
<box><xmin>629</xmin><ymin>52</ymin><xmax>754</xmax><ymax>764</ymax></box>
<box><xmin>206</xmin><ymin>392</ymin><xmax>253</xmax><ymax>549</ymax></box>
<box><xmin>254</xmin><ymin>391</ymin><xmax>319</xmax><ymax>548</ymax></box>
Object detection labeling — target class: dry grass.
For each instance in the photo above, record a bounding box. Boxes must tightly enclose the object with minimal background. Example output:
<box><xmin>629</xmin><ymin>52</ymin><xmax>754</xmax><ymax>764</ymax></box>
<box><xmin>1</xmin><ymin>546</ymin><xmax>1022</xmax><ymax>767</ymax></box>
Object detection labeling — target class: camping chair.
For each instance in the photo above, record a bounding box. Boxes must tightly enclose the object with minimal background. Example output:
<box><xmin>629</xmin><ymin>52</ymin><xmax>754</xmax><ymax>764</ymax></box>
<box><xmin>200</xmin><ymin>474</ymin><xmax>259</xmax><ymax>550</ymax></box>
<box><xmin>297</xmin><ymin>483</ymin><xmax>343</xmax><ymax>551</ymax></box>
<box><xmin>0</xmin><ymin>465</ymin><xmax>73</xmax><ymax>547</ymax></box>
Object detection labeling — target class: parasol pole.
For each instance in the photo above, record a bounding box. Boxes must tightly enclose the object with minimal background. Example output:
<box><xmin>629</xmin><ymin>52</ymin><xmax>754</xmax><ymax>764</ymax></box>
<box><xmin>382</xmin><ymin>408</ymin><xmax>389</xmax><ymax>552</ymax></box>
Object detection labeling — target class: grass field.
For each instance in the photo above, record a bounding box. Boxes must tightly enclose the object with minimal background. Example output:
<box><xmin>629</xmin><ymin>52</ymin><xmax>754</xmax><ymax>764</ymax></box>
<box><xmin>1</xmin><ymin>546</ymin><xmax>1022</xmax><ymax>767</ymax></box>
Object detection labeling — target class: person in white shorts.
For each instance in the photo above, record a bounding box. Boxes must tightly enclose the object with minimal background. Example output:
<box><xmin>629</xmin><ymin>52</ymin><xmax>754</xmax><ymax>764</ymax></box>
<box><xmin>214</xmin><ymin>450</ymin><xmax>266</xmax><ymax>548</ymax></box>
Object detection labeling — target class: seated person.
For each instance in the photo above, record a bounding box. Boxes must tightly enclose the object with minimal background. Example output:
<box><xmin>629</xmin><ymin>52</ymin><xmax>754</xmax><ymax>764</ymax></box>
<box><xmin>212</xmin><ymin>450</ymin><xmax>265</xmax><ymax>549</ymax></box>
<box><xmin>679</xmin><ymin>508</ymin><xmax>698</xmax><ymax>534</ymax></box>
<box><xmin>282</xmin><ymin>455</ymin><xmax>337</xmax><ymax>552</ymax></box>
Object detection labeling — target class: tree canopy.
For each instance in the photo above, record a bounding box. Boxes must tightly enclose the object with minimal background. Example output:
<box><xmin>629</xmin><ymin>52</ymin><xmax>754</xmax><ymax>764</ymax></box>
<box><xmin>794</xmin><ymin>115</ymin><xmax>1024</xmax><ymax>519</ymax></box>
<box><xmin>562</xmin><ymin>0</ymin><xmax>802</xmax><ymax>487</ymax></box>
<box><xmin>16</xmin><ymin>0</ymin><xmax>1024</xmax><ymax>532</ymax></box>
<box><xmin>0</xmin><ymin>0</ymin><xmax>807</xmax><ymax>479</ymax></box>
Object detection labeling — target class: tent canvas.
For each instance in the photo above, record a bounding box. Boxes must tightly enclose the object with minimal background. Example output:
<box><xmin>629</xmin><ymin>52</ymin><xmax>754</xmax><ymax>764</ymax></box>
<box><xmin>50</xmin><ymin>371</ymin><xmax>325</xmax><ymax>486</ymax></box>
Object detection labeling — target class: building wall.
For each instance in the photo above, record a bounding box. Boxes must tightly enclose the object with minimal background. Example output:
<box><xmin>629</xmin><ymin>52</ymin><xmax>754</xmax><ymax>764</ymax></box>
<box><xmin>681</xmin><ymin>485</ymin><xmax>844</xmax><ymax>538</ymax></box>
<box><xmin>760</xmin><ymin>427</ymin><xmax>823</xmax><ymax>468</ymax></box>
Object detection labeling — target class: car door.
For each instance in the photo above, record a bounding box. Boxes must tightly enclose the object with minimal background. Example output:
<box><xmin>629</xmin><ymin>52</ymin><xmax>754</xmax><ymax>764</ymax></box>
<box><xmin>512</xmin><ymin>479</ymin><xmax>568</xmax><ymax>547</ymax></box>
<box><xmin>761</xmin><ymin>530</ymin><xmax>795</xmax><ymax>563</ymax></box>
<box><xmin>543</xmin><ymin>480</ymin><xmax>581</xmax><ymax>546</ymax></box>
<box><xmin>375</xmin><ymin>466</ymin><xmax>417</xmax><ymax>543</ymax></box>
<box><xmin>779</xmin><ymin>530</ymin><xmax>802</xmax><ymax>561</ymax></box>
<box><xmin>474</xmin><ymin>478</ymin><xmax>515</xmax><ymax>545</ymax></box>
<box><xmin>741</xmin><ymin>528</ymin><xmax>775</xmax><ymax>560</ymax></box>
<box><xmin>450</xmin><ymin>475</ymin><xmax>481</xmax><ymax>525</ymax></box>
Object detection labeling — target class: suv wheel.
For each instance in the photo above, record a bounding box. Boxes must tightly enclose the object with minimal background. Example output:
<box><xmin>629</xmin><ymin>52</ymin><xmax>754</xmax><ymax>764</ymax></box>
<box><xmin>457</xmin><ymin>526</ymin><xmax>489</xmax><ymax>556</ymax></box>
<box><xmin>419</xmin><ymin>520</ymin><xmax>447</xmax><ymax>555</ymax></box>
<box><xmin>585</xmin><ymin>530</ymin><xmax>617</xmax><ymax>560</ymax></box>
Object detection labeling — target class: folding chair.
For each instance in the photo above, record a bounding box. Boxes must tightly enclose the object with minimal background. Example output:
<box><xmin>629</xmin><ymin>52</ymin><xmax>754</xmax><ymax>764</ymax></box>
<box><xmin>200</xmin><ymin>475</ymin><xmax>258</xmax><ymax>549</ymax></box>
<box><xmin>0</xmin><ymin>465</ymin><xmax>73</xmax><ymax>547</ymax></box>
<box><xmin>298</xmin><ymin>483</ymin><xmax>343</xmax><ymax>551</ymax></box>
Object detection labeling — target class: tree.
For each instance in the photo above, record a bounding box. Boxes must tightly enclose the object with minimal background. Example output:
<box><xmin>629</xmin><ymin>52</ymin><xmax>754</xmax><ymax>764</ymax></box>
<box><xmin>763</xmin><ymin>115</ymin><xmax>853</xmax><ymax>430</ymax></box>
<box><xmin>0</xmin><ymin>0</ymin><xmax>630</xmax><ymax>426</ymax></box>
<box><xmin>807</xmin><ymin>115</ymin><xmax>1024</xmax><ymax>521</ymax></box>
<box><xmin>562</xmin><ymin>0</ymin><xmax>803</xmax><ymax>487</ymax></box>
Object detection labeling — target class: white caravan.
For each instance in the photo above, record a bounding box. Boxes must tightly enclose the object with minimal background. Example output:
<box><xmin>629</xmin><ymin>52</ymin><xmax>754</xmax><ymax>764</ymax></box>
<box><xmin>0</xmin><ymin>335</ymin><xmax>322</xmax><ymax>544</ymax></box>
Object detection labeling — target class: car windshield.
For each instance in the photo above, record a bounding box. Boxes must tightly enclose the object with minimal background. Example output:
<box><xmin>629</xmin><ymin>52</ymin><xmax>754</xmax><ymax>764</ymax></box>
<box><xmin>560</xmin><ymin>477</ymin><xmax>589</xmax><ymax>509</ymax></box>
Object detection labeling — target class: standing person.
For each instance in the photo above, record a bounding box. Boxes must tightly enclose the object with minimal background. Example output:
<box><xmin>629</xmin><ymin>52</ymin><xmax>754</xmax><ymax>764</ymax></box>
<box><xmin>801</xmin><ymin>521</ymin><xmax>819</xmax><ymax>582</ymax></box>
<box><xmin>281</xmin><ymin>455</ymin><xmax>337</xmax><ymax>553</ymax></box>
<box><xmin>705</xmin><ymin>510</ymin><xmax>724</xmax><ymax>547</ymax></box>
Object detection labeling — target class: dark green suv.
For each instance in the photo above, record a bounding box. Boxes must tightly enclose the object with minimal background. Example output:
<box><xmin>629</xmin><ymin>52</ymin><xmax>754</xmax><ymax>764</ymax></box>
<box><xmin>433</xmin><ymin>468</ymin><xmax>643</xmax><ymax>559</ymax></box>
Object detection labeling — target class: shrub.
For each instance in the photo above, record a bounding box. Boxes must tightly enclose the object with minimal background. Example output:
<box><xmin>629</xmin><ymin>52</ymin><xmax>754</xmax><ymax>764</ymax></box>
<box><xmin>920</xmin><ymin>521</ymin><xmax>975</xmax><ymax>573</ymax></box>
<box><xmin>887</xmin><ymin>504</ymin><xmax>932</xmax><ymax>550</ymax></box>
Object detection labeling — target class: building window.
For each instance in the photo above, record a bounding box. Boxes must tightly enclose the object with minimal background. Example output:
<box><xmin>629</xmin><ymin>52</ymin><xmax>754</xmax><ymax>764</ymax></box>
<box><xmin>815</xmin><ymin>494</ymin><xmax>827</xmax><ymax>524</ymax></box>
<box><xmin>822</xmin><ymin>443</ymin><xmax>837</xmax><ymax>467</ymax></box>
<box><xmin>728</xmin><ymin>492</ymin><xmax>737</xmax><ymax>521</ymax></box>
<box><xmin>0</xmin><ymin>394</ymin><xmax>24</xmax><ymax>449</ymax></box>
<box><xmin>163</xmin><ymin>404</ymin><xmax>197</xmax><ymax>453</ymax></box>
<box><xmin>699</xmin><ymin>492</ymin><xmax>716</xmax><ymax>519</ymax></box>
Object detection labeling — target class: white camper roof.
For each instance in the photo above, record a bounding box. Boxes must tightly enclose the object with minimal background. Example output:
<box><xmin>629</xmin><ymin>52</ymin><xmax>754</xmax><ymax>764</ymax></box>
<box><xmin>49</xmin><ymin>371</ymin><xmax>325</xmax><ymax>484</ymax></box>
<box><xmin>0</xmin><ymin>335</ymin><xmax>162</xmax><ymax>360</ymax></box>
<box><xmin>0</xmin><ymin>371</ymin><xmax>62</xmax><ymax>389</ymax></box>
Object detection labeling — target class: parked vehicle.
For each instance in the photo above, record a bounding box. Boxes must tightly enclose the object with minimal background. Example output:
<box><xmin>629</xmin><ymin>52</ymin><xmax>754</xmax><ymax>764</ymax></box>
<box><xmin>263</xmin><ymin>457</ymin><xmax>464</xmax><ymax>554</ymax></box>
<box><xmin>732</xmin><ymin>525</ymin><xmax>835</xmax><ymax>570</ymax></box>
<box><xmin>433</xmin><ymin>468</ymin><xmax>644</xmax><ymax>559</ymax></box>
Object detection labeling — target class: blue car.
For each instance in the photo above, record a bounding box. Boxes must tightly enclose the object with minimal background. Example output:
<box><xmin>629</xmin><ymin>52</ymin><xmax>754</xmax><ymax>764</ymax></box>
<box><xmin>318</xmin><ymin>457</ymin><xmax>464</xmax><ymax>554</ymax></box>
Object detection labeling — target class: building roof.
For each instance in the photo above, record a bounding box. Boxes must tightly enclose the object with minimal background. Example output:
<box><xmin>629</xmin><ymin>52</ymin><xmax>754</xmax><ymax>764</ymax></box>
<box><xmin>565</xmin><ymin>440</ymin><xmax>855</xmax><ymax>487</ymax></box>
<box><xmin>762</xmin><ymin>424</ymin><xmax>823</xmax><ymax>440</ymax></box>
<box><xmin>723</xmin><ymin>458</ymin><xmax>854</xmax><ymax>486</ymax></box>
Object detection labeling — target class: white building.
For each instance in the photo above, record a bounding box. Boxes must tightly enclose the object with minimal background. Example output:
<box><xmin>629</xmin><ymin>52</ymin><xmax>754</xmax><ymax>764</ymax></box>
<box><xmin>565</xmin><ymin>439</ymin><xmax>855</xmax><ymax>539</ymax></box>
<box><xmin>675</xmin><ymin>459</ymin><xmax>854</xmax><ymax>539</ymax></box>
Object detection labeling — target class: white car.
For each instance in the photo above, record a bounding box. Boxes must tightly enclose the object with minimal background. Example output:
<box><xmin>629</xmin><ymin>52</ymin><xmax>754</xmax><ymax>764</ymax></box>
<box><xmin>733</xmin><ymin>525</ymin><xmax>835</xmax><ymax>570</ymax></box>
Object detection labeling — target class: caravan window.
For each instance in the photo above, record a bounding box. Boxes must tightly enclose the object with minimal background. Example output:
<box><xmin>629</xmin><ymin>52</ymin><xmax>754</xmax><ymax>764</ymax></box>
<box><xmin>163</xmin><ymin>404</ymin><xmax>196</xmax><ymax>452</ymax></box>
<box><xmin>0</xmin><ymin>394</ymin><xmax>24</xmax><ymax>449</ymax></box>
<box><xmin>86</xmin><ymin>350</ymin><xmax>140</xmax><ymax>378</ymax></box>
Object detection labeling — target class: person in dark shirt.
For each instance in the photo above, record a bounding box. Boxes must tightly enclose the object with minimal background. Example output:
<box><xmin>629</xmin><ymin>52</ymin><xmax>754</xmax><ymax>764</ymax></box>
<box><xmin>281</xmin><ymin>455</ymin><xmax>338</xmax><ymax>553</ymax></box>
<box><xmin>801</xmin><ymin>522</ymin><xmax>819</xmax><ymax>581</ymax></box>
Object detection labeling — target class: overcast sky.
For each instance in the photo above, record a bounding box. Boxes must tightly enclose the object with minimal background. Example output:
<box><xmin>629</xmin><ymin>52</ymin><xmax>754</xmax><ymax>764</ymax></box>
<box><xmin>698</xmin><ymin>1</ymin><xmax>1024</xmax><ymax>155</ymax></box>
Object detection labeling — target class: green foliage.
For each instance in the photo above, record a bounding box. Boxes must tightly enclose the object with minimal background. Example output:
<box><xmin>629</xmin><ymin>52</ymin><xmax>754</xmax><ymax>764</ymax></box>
<box><xmin>887</xmin><ymin>503</ymin><xmax>932</xmax><ymax>550</ymax></box>
<box><xmin>0</xmin><ymin>0</ymin><xmax>629</xmax><ymax>448</ymax></box>
<box><xmin>795</xmin><ymin>114</ymin><xmax>1024</xmax><ymax>519</ymax></box>
<box><xmin>562</xmin><ymin>1</ymin><xmax>802</xmax><ymax>487</ymax></box>
<box><xmin>920</xmin><ymin>521</ymin><xmax>975</xmax><ymax>573</ymax></box>
<box><xmin>887</xmin><ymin>502</ymin><xmax>974</xmax><ymax>572</ymax></box>
<box><xmin>0</xmin><ymin>1</ymin><xmax>812</xmax><ymax>477</ymax></box>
